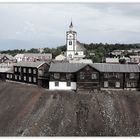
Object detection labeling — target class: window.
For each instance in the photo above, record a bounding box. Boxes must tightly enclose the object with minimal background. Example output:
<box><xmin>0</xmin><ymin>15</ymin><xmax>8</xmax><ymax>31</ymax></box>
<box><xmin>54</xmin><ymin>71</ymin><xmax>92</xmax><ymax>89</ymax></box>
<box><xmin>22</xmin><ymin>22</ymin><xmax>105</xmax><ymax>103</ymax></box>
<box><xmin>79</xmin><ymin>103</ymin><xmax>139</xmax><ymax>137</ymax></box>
<box><xmin>104</xmin><ymin>73</ymin><xmax>108</xmax><ymax>78</ymax></box>
<box><xmin>29</xmin><ymin>77</ymin><xmax>32</xmax><ymax>82</ymax></box>
<box><xmin>55</xmin><ymin>81</ymin><xmax>59</xmax><ymax>87</ymax></box>
<box><xmin>69</xmin><ymin>41</ymin><xmax>72</xmax><ymax>45</ymax></box>
<box><xmin>15</xmin><ymin>75</ymin><xmax>17</xmax><ymax>80</ymax></box>
<box><xmin>66</xmin><ymin>73</ymin><xmax>72</xmax><ymax>80</ymax></box>
<box><xmin>19</xmin><ymin>76</ymin><xmax>21</xmax><ymax>80</ymax></box>
<box><xmin>28</xmin><ymin>68</ymin><xmax>31</xmax><ymax>74</ymax></box>
<box><xmin>15</xmin><ymin>67</ymin><xmax>17</xmax><ymax>72</ymax></box>
<box><xmin>7</xmin><ymin>74</ymin><xmax>9</xmax><ymax>78</ymax></box>
<box><xmin>10</xmin><ymin>74</ymin><xmax>12</xmax><ymax>79</ymax></box>
<box><xmin>129</xmin><ymin>73</ymin><xmax>135</xmax><ymax>79</ymax></box>
<box><xmin>127</xmin><ymin>82</ymin><xmax>137</xmax><ymax>88</ymax></box>
<box><xmin>67</xmin><ymin>81</ymin><xmax>71</xmax><ymax>87</ymax></box>
<box><xmin>33</xmin><ymin>69</ymin><xmax>37</xmax><ymax>74</ymax></box>
<box><xmin>54</xmin><ymin>73</ymin><xmax>60</xmax><ymax>79</ymax></box>
<box><xmin>116</xmin><ymin>82</ymin><xmax>120</xmax><ymax>88</ymax></box>
<box><xmin>115</xmin><ymin>73</ymin><xmax>120</xmax><ymax>79</ymax></box>
<box><xmin>104</xmin><ymin>81</ymin><xmax>108</xmax><ymax>88</ymax></box>
<box><xmin>24</xmin><ymin>76</ymin><xmax>26</xmax><ymax>81</ymax></box>
<box><xmin>19</xmin><ymin>67</ymin><xmax>21</xmax><ymax>73</ymax></box>
<box><xmin>91</xmin><ymin>73</ymin><xmax>97</xmax><ymax>79</ymax></box>
<box><xmin>80</xmin><ymin>72</ymin><xmax>85</xmax><ymax>79</ymax></box>
<box><xmin>23</xmin><ymin>68</ymin><xmax>26</xmax><ymax>73</ymax></box>
<box><xmin>33</xmin><ymin>77</ymin><xmax>36</xmax><ymax>83</ymax></box>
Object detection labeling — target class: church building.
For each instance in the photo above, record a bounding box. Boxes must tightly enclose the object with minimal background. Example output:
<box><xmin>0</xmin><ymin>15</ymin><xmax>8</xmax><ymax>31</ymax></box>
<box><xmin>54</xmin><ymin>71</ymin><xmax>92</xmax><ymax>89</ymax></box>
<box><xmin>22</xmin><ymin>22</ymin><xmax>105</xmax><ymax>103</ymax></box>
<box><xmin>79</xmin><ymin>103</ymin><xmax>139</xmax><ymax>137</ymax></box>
<box><xmin>66</xmin><ymin>22</ymin><xmax>86</xmax><ymax>60</ymax></box>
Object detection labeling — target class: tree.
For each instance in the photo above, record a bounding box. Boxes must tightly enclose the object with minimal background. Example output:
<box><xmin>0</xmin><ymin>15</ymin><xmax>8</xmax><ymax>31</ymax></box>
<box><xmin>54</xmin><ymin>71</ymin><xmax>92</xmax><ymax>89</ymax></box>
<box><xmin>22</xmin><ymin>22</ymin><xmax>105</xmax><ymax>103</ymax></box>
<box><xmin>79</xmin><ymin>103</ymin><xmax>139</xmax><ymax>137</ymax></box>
<box><xmin>27</xmin><ymin>48</ymin><xmax>39</xmax><ymax>53</ymax></box>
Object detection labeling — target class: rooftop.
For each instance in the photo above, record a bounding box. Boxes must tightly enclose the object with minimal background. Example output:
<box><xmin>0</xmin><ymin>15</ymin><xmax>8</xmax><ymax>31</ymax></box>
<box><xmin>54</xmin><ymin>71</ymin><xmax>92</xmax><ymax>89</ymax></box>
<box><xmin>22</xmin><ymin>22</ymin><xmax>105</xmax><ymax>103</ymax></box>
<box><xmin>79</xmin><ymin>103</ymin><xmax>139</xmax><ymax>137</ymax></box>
<box><xmin>15</xmin><ymin>53</ymin><xmax>52</xmax><ymax>58</ymax></box>
<box><xmin>14</xmin><ymin>61</ymin><xmax>48</xmax><ymax>68</ymax></box>
<box><xmin>49</xmin><ymin>63</ymin><xmax>86</xmax><ymax>73</ymax></box>
<box><xmin>49</xmin><ymin>63</ymin><xmax>140</xmax><ymax>73</ymax></box>
<box><xmin>76</xmin><ymin>41</ymin><xmax>86</xmax><ymax>51</ymax></box>
<box><xmin>0</xmin><ymin>54</ymin><xmax>15</xmax><ymax>60</ymax></box>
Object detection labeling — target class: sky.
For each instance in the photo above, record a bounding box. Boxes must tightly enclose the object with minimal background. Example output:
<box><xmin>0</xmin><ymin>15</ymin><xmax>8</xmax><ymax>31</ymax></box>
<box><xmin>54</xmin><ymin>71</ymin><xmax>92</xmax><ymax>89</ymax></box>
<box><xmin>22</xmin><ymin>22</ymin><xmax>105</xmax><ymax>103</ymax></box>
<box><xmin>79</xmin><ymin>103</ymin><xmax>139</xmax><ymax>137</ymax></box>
<box><xmin>0</xmin><ymin>3</ymin><xmax>140</xmax><ymax>50</ymax></box>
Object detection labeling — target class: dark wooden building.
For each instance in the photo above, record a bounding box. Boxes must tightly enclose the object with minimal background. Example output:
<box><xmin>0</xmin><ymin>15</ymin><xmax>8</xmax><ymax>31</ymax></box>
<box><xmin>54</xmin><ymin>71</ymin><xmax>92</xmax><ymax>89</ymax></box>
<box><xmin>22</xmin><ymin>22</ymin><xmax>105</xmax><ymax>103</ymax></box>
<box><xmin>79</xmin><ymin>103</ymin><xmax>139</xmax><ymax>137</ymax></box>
<box><xmin>49</xmin><ymin>63</ymin><xmax>140</xmax><ymax>91</ymax></box>
<box><xmin>6</xmin><ymin>61</ymin><xmax>50</xmax><ymax>88</ymax></box>
<box><xmin>76</xmin><ymin>65</ymin><xmax>100</xmax><ymax>91</ymax></box>
<box><xmin>49</xmin><ymin>63</ymin><xmax>85</xmax><ymax>90</ymax></box>
<box><xmin>92</xmin><ymin>63</ymin><xmax>140</xmax><ymax>90</ymax></box>
<box><xmin>0</xmin><ymin>63</ymin><xmax>14</xmax><ymax>81</ymax></box>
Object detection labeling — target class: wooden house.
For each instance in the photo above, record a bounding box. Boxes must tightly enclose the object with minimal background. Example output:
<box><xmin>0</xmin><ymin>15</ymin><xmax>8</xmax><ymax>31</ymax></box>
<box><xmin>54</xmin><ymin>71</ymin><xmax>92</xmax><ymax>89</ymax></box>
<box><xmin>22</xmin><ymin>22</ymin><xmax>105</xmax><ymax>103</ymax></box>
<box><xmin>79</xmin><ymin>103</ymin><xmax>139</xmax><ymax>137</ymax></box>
<box><xmin>6</xmin><ymin>61</ymin><xmax>50</xmax><ymax>88</ymax></box>
<box><xmin>0</xmin><ymin>63</ymin><xmax>14</xmax><ymax>81</ymax></box>
<box><xmin>49</xmin><ymin>63</ymin><xmax>140</xmax><ymax>91</ymax></box>
<box><xmin>92</xmin><ymin>63</ymin><xmax>140</xmax><ymax>90</ymax></box>
<box><xmin>76</xmin><ymin>65</ymin><xmax>100</xmax><ymax>91</ymax></box>
<box><xmin>49</xmin><ymin>63</ymin><xmax>86</xmax><ymax>90</ymax></box>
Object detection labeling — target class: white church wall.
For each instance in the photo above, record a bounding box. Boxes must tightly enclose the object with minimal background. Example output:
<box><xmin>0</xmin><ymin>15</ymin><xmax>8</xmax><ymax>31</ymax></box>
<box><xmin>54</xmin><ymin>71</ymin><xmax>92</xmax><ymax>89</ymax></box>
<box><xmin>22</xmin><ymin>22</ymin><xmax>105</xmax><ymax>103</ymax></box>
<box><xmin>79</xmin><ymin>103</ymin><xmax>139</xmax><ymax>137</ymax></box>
<box><xmin>49</xmin><ymin>81</ymin><xmax>76</xmax><ymax>90</ymax></box>
<box><xmin>67</xmin><ymin>51</ymin><xmax>74</xmax><ymax>59</ymax></box>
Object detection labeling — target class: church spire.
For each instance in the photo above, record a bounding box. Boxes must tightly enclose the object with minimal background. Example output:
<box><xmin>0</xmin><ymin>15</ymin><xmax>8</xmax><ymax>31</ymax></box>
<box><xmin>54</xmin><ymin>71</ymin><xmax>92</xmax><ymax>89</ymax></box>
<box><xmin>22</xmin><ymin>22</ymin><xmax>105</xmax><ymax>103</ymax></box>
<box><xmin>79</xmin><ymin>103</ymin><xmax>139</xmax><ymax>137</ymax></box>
<box><xmin>69</xmin><ymin>21</ymin><xmax>73</xmax><ymax>31</ymax></box>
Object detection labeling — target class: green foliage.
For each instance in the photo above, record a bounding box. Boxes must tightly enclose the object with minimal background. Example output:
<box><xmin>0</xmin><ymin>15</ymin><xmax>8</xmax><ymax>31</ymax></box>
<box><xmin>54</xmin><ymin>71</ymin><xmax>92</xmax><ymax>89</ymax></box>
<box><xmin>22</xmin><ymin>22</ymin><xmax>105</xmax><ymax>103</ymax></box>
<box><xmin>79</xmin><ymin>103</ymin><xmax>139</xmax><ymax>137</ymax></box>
<box><xmin>84</xmin><ymin>43</ymin><xmax>140</xmax><ymax>62</ymax></box>
<box><xmin>42</xmin><ymin>45</ymin><xmax>66</xmax><ymax>58</ymax></box>
<box><xmin>27</xmin><ymin>48</ymin><xmax>39</xmax><ymax>53</ymax></box>
<box><xmin>0</xmin><ymin>49</ymin><xmax>26</xmax><ymax>56</ymax></box>
<box><xmin>0</xmin><ymin>45</ymin><xmax>66</xmax><ymax>58</ymax></box>
<box><xmin>0</xmin><ymin>43</ymin><xmax>140</xmax><ymax>62</ymax></box>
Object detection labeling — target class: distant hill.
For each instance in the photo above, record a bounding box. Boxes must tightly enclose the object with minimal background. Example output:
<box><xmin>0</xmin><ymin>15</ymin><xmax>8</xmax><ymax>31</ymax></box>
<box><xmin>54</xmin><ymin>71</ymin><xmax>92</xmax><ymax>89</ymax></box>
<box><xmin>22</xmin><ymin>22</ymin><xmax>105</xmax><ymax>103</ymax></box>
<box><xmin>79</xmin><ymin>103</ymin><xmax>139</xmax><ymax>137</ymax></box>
<box><xmin>0</xmin><ymin>81</ymin><xmax>140</xmax><ymax>136</ymax></box>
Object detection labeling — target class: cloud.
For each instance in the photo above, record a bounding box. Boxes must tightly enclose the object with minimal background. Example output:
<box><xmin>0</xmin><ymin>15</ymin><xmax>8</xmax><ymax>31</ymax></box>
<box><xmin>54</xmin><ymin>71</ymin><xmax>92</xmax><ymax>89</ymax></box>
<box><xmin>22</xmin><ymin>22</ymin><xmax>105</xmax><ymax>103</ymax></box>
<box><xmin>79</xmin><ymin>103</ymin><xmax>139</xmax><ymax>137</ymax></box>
<box><xmin>0</xmin><ymin>3</ymin><xmax>140</xmax><ymax>50</ymax></box>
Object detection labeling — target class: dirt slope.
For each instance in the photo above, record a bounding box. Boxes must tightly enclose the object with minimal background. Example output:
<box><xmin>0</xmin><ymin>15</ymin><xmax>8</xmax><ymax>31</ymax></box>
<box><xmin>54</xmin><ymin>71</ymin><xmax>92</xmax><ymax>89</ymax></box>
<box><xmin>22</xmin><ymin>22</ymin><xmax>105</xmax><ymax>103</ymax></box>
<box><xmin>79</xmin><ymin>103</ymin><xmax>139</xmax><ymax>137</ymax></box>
<box><xmin>0</xmin><ymin>81</ymin><xmax>140</xmax><ymax>136</ymax></box>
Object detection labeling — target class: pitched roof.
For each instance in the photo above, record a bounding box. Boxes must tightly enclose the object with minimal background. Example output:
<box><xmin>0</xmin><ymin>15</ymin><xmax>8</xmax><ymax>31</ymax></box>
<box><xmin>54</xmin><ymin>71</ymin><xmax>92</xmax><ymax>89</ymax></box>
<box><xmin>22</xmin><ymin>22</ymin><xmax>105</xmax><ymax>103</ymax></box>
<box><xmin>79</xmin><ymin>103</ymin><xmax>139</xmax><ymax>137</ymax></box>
<box><xmin>49</xmin><ymin>63</ymin><xmax>86</xmax><ymax>73</ymax></box>
<box><xmin>0</xmin><ymin>54</ymin><xmax>6</xmax><ymax>58</ymax></box>
<box><xmin>4</xmin><ymin>54</ymin><xmax>15</xmax><ymax>60</ymax></box>
<box><xmin>76</xmin><ymin>41</ymin><xmax>86</xmax><ymax>51</ymax></box>
<box><xmin>14</xmin><ymin>53</ymin><xmax>52</xmax><ymax>58</ymax></box>
<box><xmin>0</xmin><ymin>54</ymin><xmax>15</xmax><ymax>60</ymax></box>
<box><xmin>49</xmin><ymin>63</ymin><xmax>140</xmax><ymax>73</ymax></box>
<box><xmin>91</xmin><ymin>63</ymin><xmax>140</xmax><ymax>73</ymax></box>
<box><xmin>15</xmin><ymin>54</ymin><xmax>24</xmax><ymax>58</ymax></box>
<box><xmin>14</xmin><ymin>61</ymin><xmax>47</xmax><ymax>68</ymax></box>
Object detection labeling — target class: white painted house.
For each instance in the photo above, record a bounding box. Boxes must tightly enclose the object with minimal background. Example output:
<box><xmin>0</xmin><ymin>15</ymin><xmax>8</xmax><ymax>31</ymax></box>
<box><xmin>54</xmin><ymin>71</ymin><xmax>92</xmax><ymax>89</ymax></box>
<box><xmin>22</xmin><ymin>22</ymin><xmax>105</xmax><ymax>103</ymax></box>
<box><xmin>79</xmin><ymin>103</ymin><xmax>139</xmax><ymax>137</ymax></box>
<box><xmin>55</xmin><ymin>54</ymin><xmax>66</xmax><ymax>61</ymax></box>
<box><xmin>105</xmin><ymin>58</ymin><xmax>119</xmax><ymax>63</ymax></box>
<box><xmin>49</xmin><ymin>81</ymin><xmax>76</xmax><ymax>90</ymax></box>
<box><xmin>130</xmin><ymin>55</ymin><xmax>140</xmax><ymax>63</ymax></box>
<box><xmin>15</xmin><ymin>53</ymin><xmax>52</xmax><ymax>62</ymax></box>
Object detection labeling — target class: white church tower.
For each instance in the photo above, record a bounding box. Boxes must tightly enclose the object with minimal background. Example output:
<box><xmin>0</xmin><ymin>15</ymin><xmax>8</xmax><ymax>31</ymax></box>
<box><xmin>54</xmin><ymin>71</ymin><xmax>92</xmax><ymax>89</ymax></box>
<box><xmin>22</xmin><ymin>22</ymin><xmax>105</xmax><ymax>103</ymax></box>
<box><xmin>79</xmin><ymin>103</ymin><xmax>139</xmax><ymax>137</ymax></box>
<box><xmin>66</xmin><ymin>21</ymin><xmax>86</xmax><ymax>60</ymax></box>
<box><xmin>66</xmin><ymin>21</ymin><xmax>77</xmax><ymax>59</ymax></box>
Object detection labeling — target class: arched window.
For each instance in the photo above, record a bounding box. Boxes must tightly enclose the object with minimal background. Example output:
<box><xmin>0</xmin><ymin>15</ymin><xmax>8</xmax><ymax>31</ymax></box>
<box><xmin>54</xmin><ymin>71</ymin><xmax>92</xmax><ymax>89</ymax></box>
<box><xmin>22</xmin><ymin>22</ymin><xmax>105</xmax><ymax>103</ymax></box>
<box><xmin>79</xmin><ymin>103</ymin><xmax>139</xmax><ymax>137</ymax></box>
<box><xmin>69</xmin><ymin>41</ymin><xmax>72</xmax><ymax>45</ymax></box>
